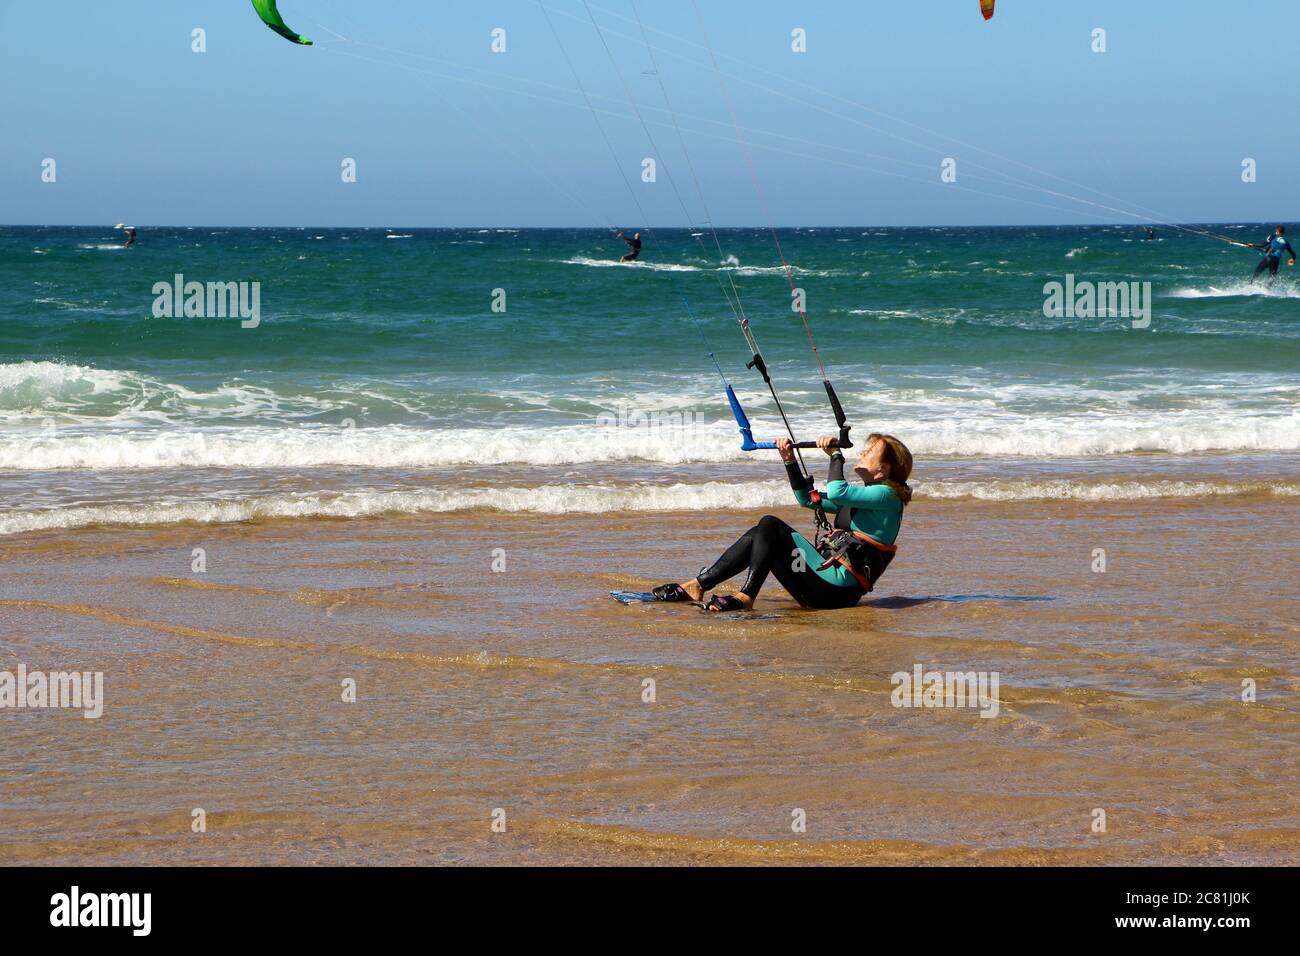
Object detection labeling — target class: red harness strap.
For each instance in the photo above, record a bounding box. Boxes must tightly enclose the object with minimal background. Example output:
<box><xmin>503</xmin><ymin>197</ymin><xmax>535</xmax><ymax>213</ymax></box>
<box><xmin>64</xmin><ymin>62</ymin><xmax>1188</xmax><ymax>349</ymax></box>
<box><xmin>849</xmin><ymin>530</ymin><xmax>897</xmax><ymax>552</ymax></box>
<box><xmin>819</xmin><ymin>530</ymin><xmax>898</xmax><ymax>592</ymax></box>
<box><xmin>835</xmin><ymin>557</ymin><xmax>873</xmax><ymax>592</ymax></box>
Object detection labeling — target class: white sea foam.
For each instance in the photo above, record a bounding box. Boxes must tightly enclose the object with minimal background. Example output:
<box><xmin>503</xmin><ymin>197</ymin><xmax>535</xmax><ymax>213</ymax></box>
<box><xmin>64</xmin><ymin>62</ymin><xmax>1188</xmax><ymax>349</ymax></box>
<box><xmin>916</xmin><ymin>478</ymin><xmax>1300</xmax><ymax>501</ymax></box>
<box><xmin>561</xmin><ymin>256</ymin><xmax>700</xmax><ymax>272</ymax></box>
<box><xmin>3</xmin><ymin>477</ymin><xmax>1295</xmax><ymax>535</ymax></box>
<box><xmin>0</xmin><ymin>422</ymin><xmax>744</xmax><ymax>469</ymax></box>
<box><xmin>0</xmin><ymin>361</ymin><xmax>336</xmax><ymax>426</ymax></box>
<box><xmin>0</xmin><ymin>361</ymin><xmax>141</xmax><ymax>407</ymax></box>
<box><xmin>1</xmin><ymin>407</ymin><xmax>1297</xmax><ymax>471</ymax></box>
<box><xmin>725</xmin><ymin>264</ymin><xmax>837</xmax><ymax>278</ymax></box>
<box><xmin>560</xmin><ymin>256</ymin><xmax>833</xmax><ymax>277</ymax></box>
<box><xmin>3</xmin><ymin>362</ymin><xmax>1296</xmax><ymax>468</ymax></box>
<box><xmin>0</xmin><ymin>481</ymin><xmax>789</xmax><ymax>535</ymax></box>
<box><xmin>1167</xmin><ymin>282</ymin><xmax>1300</xmax><ymax>299</ymax></box>
<box><xmin>899</xmin><ymin>414</ymin><xmax>1300</xmax><ymax>457</ymax></box>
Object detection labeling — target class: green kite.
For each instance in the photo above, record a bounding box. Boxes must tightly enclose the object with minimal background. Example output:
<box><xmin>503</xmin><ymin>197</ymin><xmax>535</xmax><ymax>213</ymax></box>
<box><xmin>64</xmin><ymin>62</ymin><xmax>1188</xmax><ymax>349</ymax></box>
<box><xmin>251</xmin><ymin>0</ymin><xmax>312</xmax><ymax>45</ymax></box>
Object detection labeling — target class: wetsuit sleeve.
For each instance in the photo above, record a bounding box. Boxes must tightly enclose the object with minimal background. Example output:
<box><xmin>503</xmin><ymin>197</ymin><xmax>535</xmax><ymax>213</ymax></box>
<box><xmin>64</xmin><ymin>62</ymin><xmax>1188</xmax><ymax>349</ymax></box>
<box><xmin>827</xmin><ymin>454</ymin><xmax>846</xmax><ymax>483</ymax></box>
<box><xmin>824</xmin><ymin>479</ymin><xmax>900</xmax><ymax>513</ymax></box>
<box><xmin>787</xmin><ymin>459</ymin><xmax>844</xmax><ymax>513</ymax></box>
<box><xmin>1285</xmin><ymin>240</ymin><xmax>1297</xmax><ymax>259</ymax></box>
<box><xmin>786</xmin><ymin>460</ymin><xmax>837</xmax><ymax>512</ymax></box>
<box><xmin>787</xmin><ymin>460</ymin><xmax>814</xmax><ymax>507</ymax></box>
<box><xmin>803</xmin><ymin>454</ymin><xmax>848</xmax><ymax>513</ymax></box>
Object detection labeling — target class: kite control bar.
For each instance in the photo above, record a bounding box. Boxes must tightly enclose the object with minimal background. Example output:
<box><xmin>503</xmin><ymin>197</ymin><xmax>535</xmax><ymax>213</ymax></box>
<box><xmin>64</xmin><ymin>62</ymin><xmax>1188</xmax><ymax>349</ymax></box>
<box><xmin>744</xmin><ymin>437</ymin><xmax>851</xmax><ymax>451</ymax></box>
<box><xmin>727</xmin><ymin>386</ymin><xmax>853</xmax><ymax>451</ymax></box>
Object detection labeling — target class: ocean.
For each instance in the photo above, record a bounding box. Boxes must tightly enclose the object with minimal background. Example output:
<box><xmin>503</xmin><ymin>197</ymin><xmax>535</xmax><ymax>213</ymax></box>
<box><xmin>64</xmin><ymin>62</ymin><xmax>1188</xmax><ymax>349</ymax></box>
<box><xmin>2</xmin><ymin>223</ymin><xmax>1296</xmax><ymax>534</ymax></box>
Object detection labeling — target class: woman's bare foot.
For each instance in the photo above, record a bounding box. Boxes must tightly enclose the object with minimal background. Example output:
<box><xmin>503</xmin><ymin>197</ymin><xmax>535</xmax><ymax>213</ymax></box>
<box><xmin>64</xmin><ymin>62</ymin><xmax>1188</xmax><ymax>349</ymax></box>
<box><xmin>681</xmin><ymin>578</ymin><xmax>706</xmax><ymax>602</ymax></box>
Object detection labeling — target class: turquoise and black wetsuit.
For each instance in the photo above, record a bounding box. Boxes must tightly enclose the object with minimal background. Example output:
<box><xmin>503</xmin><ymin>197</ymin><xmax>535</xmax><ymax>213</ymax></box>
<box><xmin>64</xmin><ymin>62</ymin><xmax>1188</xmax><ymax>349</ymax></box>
<box><xmin>1254</xmin><ymin>233</ymin><xmax>1296</xmax><ymax>278</ymax></box>
<box><xmin>695</xmin><ymin>454</ymin><xmax>904</xmax><ymax>608</ymax></box>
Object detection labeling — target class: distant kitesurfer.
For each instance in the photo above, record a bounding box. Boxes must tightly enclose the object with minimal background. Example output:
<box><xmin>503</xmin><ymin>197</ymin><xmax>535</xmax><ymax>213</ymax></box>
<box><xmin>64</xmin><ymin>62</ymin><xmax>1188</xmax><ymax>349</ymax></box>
<box><xmin>116</xmin><ymin>224</ymin><xmax>136</xmax><ymax>249</ymax></box>
<box><xmin>617</xmin><ymin>230</ymin><xmax>642</xmax><ymax>262</ymax></box>
<box><xmin>1248</xmin><ymin>225</ymin><xmax>1296</xmax><ymax>282</ymax></box>
<box><xmin>1143</xmin><ymin>227</ymin><xmax>1155</xmax><ymax>241</ymax></box>
<box><xmin>651</xmin><ymin>433</ymin><xmax>913</xmax><ymax>611</ymax></box>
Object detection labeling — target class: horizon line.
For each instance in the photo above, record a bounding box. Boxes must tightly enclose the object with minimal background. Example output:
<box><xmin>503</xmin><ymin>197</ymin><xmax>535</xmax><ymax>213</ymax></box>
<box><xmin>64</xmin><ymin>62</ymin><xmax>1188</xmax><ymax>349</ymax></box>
<box><xmin>1</xmin><ymin>220</ymin><xmax>1288</xmax><ymax>231</ymax></box>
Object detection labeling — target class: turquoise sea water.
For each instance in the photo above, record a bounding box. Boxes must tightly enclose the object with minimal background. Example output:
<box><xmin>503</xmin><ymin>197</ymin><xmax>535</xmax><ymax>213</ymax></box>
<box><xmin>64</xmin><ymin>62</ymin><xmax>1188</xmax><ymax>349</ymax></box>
<box><xmin>0</xmin><ymin>224</ymin><xmax>1296</xmax><ymax>533</ymax></box>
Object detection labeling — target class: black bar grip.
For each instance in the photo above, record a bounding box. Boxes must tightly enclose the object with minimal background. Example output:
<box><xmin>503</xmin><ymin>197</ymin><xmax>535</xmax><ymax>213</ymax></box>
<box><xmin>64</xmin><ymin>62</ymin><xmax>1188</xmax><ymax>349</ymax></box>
<box><xmin>789</xmin><ymin>438</ymin><xmax>852</xmax><ymax>449</ymax></box>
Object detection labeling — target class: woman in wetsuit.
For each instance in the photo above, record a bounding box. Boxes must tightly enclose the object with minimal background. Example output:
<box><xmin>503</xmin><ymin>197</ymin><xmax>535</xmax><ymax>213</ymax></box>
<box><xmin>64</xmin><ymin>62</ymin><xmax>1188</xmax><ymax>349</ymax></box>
<box><xmin>653</xmin><ymin>432</ymin><xmax>913</xmax><ymax>611</ymax></box>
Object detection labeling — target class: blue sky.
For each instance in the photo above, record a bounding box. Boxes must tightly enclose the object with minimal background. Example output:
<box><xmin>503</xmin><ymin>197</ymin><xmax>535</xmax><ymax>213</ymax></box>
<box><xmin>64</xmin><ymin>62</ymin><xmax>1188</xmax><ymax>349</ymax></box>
<box><xmin>3</xmin><ymin>0</ymin><xmax>1296</xmax><ymax>227</ymax></box>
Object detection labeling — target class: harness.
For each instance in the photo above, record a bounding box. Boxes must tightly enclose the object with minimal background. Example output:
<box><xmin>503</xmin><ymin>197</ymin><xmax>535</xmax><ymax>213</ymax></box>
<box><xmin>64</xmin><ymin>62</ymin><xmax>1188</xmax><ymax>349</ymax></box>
<box><xmin>813</xmin><ymin>504</ymin><xmax>898</xmax><ymax>593</ymax></box>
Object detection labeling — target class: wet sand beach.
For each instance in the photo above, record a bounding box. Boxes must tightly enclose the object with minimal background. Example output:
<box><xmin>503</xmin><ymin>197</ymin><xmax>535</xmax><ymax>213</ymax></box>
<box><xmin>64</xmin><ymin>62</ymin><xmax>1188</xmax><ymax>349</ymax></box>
<box><xmin>3</xmin><ymin>496</ymin><xmax>1296</xmax><ymax>865</ymax></box>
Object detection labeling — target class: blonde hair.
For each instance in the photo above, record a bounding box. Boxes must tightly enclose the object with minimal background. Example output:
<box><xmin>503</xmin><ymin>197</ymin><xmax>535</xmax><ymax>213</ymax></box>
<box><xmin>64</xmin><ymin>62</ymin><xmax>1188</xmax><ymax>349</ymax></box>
<box><xmin>866</xmin><ymin>432</ymin><xmax>913</xmax><ymax>505</ymax></box>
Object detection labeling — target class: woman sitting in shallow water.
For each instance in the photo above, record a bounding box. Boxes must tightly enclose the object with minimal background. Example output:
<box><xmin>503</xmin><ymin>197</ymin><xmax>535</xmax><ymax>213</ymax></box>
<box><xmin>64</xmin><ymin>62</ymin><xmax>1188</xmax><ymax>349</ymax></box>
<box><xmin>653</xmin><ymin>432</ymin><xmax>913</xmax><ymax>611</ymax></box>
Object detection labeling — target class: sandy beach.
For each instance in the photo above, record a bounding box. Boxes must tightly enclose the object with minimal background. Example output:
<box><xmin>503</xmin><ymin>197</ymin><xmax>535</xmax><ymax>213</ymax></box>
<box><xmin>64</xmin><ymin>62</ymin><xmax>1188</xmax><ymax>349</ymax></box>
<box><xmin>4</xmin><ymin>493</ymin><xmax>1296</xmax><ymax>866</ymax></box>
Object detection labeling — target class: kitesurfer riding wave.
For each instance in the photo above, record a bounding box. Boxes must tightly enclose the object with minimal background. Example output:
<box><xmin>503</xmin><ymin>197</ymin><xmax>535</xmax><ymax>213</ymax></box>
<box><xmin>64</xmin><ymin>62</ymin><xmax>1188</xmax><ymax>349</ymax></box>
<box><xmin>617</xmin><ymin>230</ymin><xmax>642</xmax><ymax>262</ymax></box>
<box><xmin>1249</xmin><ymin>225</ymin><xmax>1296</xmax><ymax>282</ymax></box>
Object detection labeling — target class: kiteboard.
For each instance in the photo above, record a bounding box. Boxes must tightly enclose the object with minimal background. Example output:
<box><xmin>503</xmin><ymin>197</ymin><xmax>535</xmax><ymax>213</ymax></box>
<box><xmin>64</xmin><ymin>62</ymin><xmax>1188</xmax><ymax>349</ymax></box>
<box><xmin>610</xmin><ymin>590</ymin><xmax>660</xmax><ymax>604</ymax></box>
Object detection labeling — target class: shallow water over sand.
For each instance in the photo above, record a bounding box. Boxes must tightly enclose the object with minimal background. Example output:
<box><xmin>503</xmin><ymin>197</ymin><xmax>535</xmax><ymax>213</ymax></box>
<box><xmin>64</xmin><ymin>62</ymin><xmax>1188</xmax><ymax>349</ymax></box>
<box><xmin>2</xmin><ymin>497</ymin><xmax>1296</xmax><ymax>865</ymax></box>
